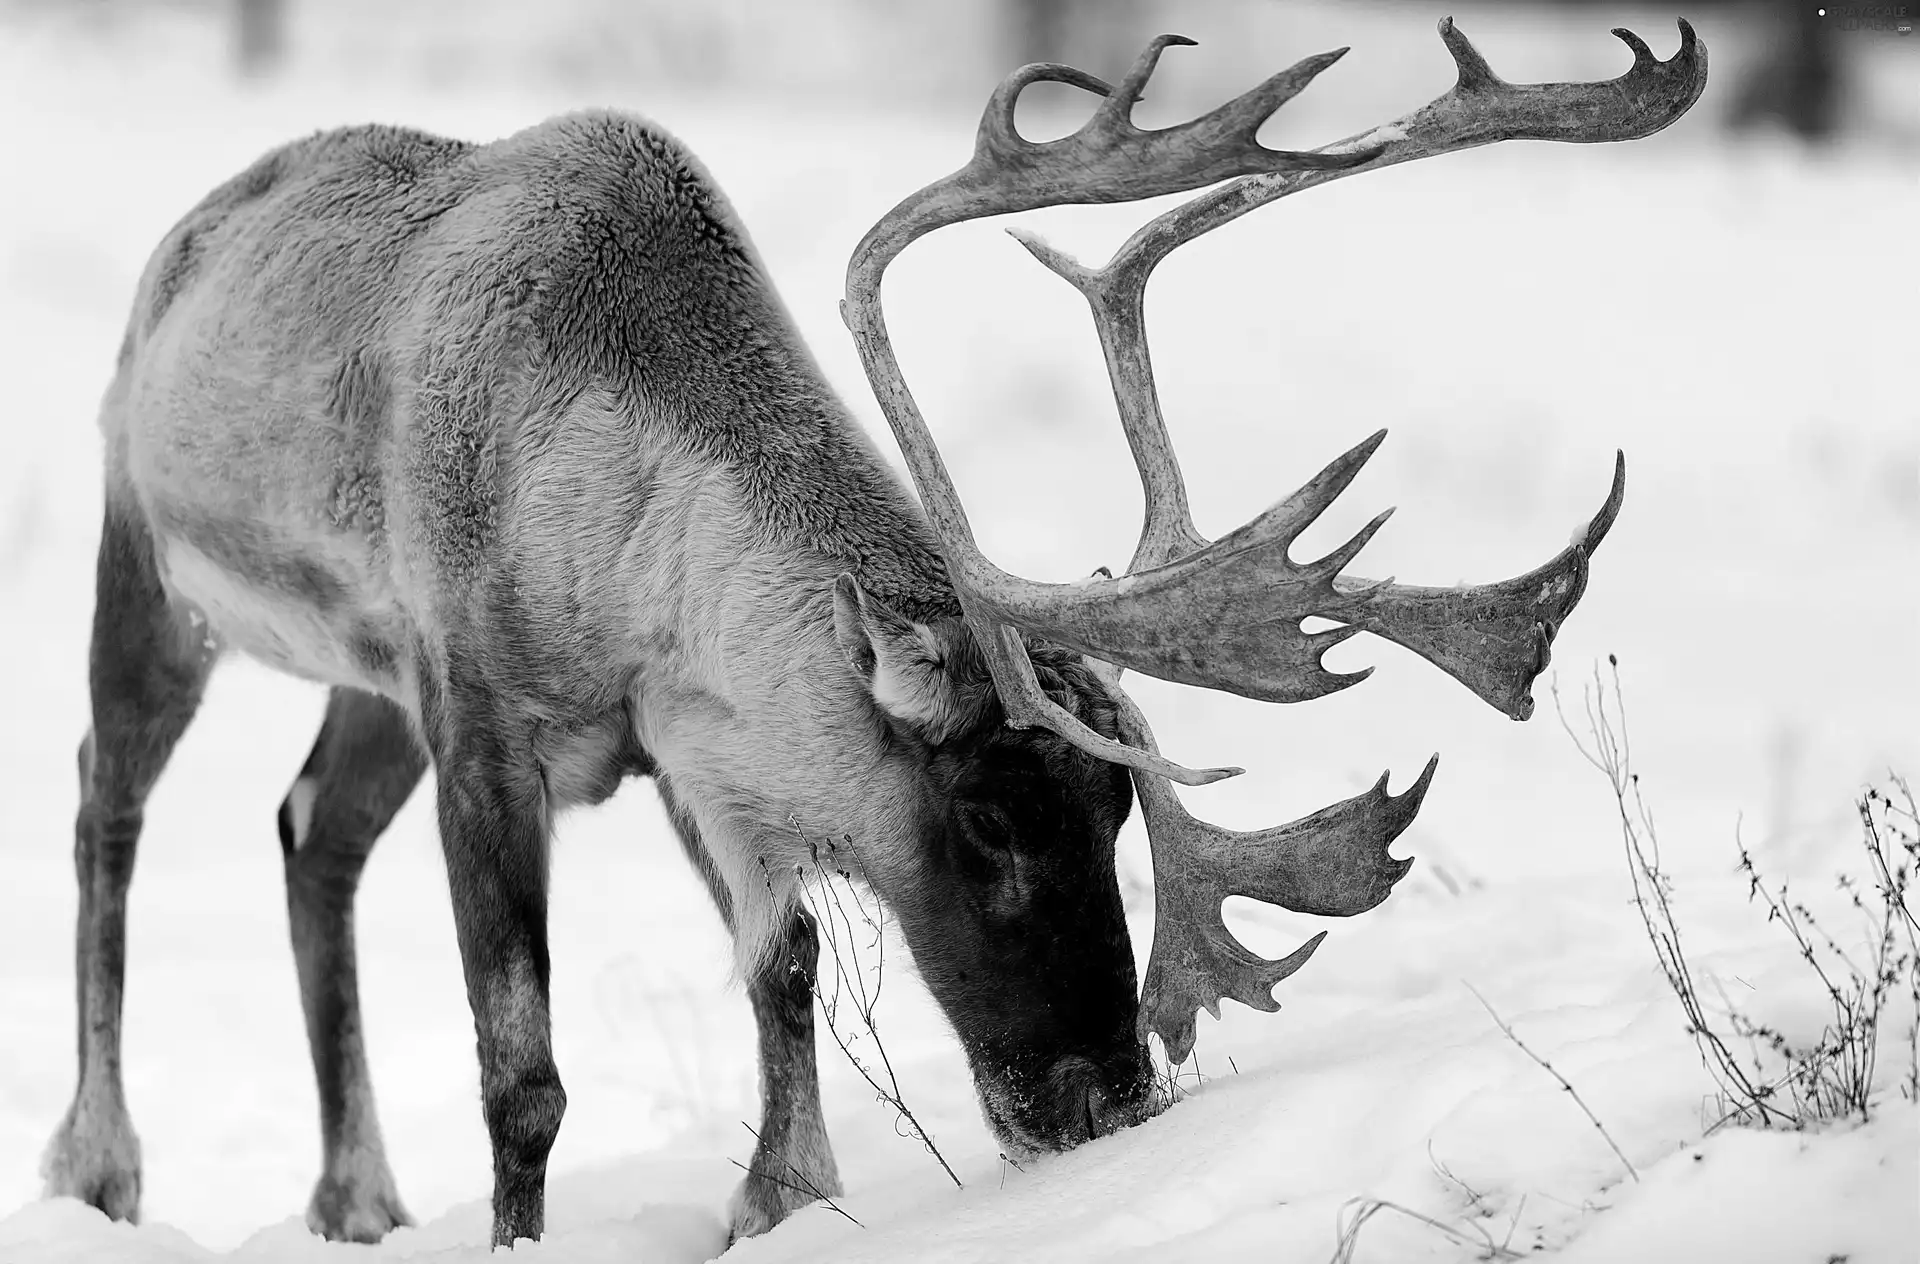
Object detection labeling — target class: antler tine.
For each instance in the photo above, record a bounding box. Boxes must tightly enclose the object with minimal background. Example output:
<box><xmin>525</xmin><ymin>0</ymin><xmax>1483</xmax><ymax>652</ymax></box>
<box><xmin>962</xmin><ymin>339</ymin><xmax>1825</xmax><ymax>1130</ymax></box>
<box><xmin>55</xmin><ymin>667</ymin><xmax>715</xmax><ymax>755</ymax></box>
<box><xmin>1087</xmin><ymin>660</ymin><xmax>1433</xmax><ymax>1062</ymax></box>
<box><xmin>1095</xmin><ymin>33</ymin><xmax>1197</xmax><ymax>126</ymax></box>
<box><xmin>1173</xmin><ymin>46</ymin><xmax>1362</xmax><ymax>167</ymax></box>
<box><xmin>1610</xmin><ymin>25</ymin><xmax>1664</xmax><ymax>74</ymax></box>
<box><xmin>977</xmin><ymin>430</ymin><xmax>1401</xmax><ymax>706</ymax></box>
<box><xmin>977</xmin><ymin>60</ymin><xmax>1114</xmax><ymax>158</ymax></box>
<box><xmin>1075</xmin><ymin>17</ymin><xmax>1707</xmax><ymax>286</ymax></box>
<box><xmin>1074</xmin><ymin>38</ymin><xmax>1369</xmax><ymax>179</ymax></box>
<box><xmin>1312</xmin><ymin>507</ymin><xmax>1397</xmax><ymax>582</ymax></box>
<box><xmin>1335</xmin><ymin>450</ymin><xmax>1628</xmax><ymax>719</ymax></box>
<box><xmin>1009</xmin><ymin>224</ymin><xmax>1206</xmax><ymax>573</ymax></box>
<box><xmin>980</xmin><ymin>620</ymin><xmax>1244</xmax><ymax>786</ymax></box>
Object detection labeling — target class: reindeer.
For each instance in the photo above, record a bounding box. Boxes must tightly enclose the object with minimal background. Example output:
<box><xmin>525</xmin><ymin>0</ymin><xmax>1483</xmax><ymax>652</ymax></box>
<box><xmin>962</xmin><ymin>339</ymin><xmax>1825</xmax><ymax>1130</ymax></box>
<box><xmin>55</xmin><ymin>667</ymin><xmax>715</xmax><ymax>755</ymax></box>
<box><xmin>41</xmin><ymin>18</ymin><xmax>1704</xmax><ymax>1250</ymax></box>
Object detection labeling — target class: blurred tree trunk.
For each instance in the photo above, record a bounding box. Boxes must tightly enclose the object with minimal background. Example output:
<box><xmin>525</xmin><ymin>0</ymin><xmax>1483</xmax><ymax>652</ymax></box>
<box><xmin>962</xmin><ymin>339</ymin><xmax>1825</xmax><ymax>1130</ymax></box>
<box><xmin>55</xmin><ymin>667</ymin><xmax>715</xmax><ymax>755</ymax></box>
<box><xmin>1730</xmin><ymin>0</ymin><xmax>1843</xmax><ymax>140</ymax></box>
<box><xmin>1008</xmin><ymin>0</ymin><xmax>1143</xmax><ymax>74</ymax></box>
<box><xmin>1012</xmin><ymin>0</ymin><xmax>1070</xmax><ymax>66</ymax></box>
<box><xmin>235</xmin><ymin>0</ymin><xmax>285</xmax><ymax>77</ymax></box>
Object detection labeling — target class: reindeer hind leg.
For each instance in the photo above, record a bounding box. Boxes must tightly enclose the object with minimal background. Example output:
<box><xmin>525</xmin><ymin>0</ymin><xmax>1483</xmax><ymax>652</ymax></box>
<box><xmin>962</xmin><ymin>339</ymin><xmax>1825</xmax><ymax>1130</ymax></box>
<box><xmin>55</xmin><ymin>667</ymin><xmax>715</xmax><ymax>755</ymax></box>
<box><xmin>43</xmin><ymin>497</ymin><xmax>217</xmax><ymax>1222</ymax></box>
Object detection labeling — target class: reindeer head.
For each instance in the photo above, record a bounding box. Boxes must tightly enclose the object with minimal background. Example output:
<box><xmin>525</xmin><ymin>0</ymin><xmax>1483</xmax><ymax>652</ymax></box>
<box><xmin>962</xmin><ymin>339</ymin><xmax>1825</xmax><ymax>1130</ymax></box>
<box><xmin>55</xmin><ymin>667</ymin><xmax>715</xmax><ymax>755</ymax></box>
<box><xmin>831</xmin><ymin>575</ymin><xmax>1154</xmax><ymax>1153</ymax></box>
<box><xmin>838</xmin><ymin>17</ymin><xmax>1705</xmax><ymax>1142</ymax></box>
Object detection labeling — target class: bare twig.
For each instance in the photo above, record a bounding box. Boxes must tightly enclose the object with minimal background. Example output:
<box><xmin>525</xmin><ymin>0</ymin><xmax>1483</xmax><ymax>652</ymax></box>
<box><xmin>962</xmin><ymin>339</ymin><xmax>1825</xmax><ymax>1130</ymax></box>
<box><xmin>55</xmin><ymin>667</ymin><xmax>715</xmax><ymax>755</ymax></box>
<box><xmin>1154</xmin><ymin>1044</ymin><xmax>1213</xmax><ymax>1104</ymax></box>
<box><xmin>733</xmin><ymin>1121</ymin><xmax>863</xmax><ymax>1228</ymax></box>
<box><xmin>1464</xmin><ymin>982</ymin><xmax>1639</xmax><ymax>1183</ymax></box>
<box><xmin>730</xmin><ymin>1162</ymin><xmax>863</xmax><ymax>1229</ymax></box>
<box><xmin>1719</xmin><ymin>794</ymin><xmax>1915</xmax><ymax>1124</ymax></box>
<box><xmin>1500</xmin><ymin>1194</ymin><xmax>1528</xmax><ymax>1254</ymax></box>
<box><xmin>1552</xmin><ymin>659</ymin><xmax>1791</xmax><ymax>1127</ymax></box>
<box><xmin>1329</xmin><ymin>1197</ymin><xmax>1524</xmax><ymax>1264</ymax></box>
<box><xmin>1557</xmin><ymin>661</ymin><xmax>1919</xmax><ymax>1128</ymax></box>
<box><xmin>780</xmin><ymin>831</ymin><xmax>964</xmax><ymax>1188</ymax></box>
<box><xmin>1857</xmin><ymin>779</ymin><xmax>1920</xmax><ymax>1103</ymax></box>
<box><xmin>1427</xmin><ymin>1142</ymin><xmax>1494</xmax><ymax>1218</ymax></box>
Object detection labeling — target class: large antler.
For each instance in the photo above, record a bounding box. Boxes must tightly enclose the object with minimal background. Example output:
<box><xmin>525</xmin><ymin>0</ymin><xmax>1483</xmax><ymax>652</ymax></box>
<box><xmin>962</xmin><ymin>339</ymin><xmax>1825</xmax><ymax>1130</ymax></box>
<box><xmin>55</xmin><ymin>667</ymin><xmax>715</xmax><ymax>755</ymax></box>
<box><xmin>843</xmin><ymin>20</ymin><xmax>1706</xmax><ymax>1060</ymax></box>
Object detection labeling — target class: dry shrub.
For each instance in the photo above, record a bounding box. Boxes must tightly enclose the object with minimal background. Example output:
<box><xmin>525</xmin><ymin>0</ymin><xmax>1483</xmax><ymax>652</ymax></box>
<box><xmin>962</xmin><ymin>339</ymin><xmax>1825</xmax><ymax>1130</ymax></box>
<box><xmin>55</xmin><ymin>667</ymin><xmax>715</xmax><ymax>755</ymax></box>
<box><xmin>1557</xmin><ymin>657</ymin><xmax>1919</xmax><ymax>1129</ymax></box>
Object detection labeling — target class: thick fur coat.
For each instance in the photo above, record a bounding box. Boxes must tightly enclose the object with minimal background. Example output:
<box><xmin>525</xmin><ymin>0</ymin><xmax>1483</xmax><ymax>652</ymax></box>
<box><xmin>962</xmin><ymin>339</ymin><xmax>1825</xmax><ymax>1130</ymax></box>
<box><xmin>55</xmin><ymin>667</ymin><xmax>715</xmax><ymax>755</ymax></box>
<box><xmin>56</xmin><ymin>108</ymin><xmax>1148</xmax><ymax>1247</ymax></box>
<box><xmin>112</xmin><ymin>111</ymin><xmax>984</xmax><ymax>966</ymax></box>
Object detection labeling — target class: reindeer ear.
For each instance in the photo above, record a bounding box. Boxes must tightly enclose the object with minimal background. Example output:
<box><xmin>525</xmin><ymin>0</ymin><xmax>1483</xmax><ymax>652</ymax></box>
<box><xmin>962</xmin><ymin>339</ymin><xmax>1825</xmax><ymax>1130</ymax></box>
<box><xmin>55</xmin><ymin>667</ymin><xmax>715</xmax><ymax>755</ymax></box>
<box><xmin>831</xmin><ymin>573</ymin><xmax>966</xmax><ymax>742</ymax></box>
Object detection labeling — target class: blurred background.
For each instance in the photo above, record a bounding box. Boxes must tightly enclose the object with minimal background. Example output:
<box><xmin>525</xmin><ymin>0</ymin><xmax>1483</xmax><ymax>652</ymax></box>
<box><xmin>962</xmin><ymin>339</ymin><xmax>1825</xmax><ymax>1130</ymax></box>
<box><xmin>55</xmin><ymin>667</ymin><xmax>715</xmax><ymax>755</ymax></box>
<box><xmin>0</xmin><ymin>0</ymin><xmax>1914</xmax><ymax>124</ymax></box>
<box><xmin>0</xmin><ymin>0</ymin><xmax>1915</xmax><ymax>132</ymax></box>
<box><xmin>0</xmin><ymin>0</ymin><xmax>1914</xmax><ymax>1255</ymax></box>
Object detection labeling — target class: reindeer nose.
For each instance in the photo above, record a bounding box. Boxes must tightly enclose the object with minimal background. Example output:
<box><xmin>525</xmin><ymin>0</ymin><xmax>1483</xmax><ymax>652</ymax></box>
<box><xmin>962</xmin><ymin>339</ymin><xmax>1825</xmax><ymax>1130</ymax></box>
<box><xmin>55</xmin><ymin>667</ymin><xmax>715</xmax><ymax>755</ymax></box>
<box><xmin>1049</xmin><ymin>1054</ymin><xmax>1143</xmax><ymax>1143</ymax></box>
<box><xmin>1048</xmin><ymin>1055</ymin><xmax>1100</xmax><ymax>1141</ymax></box>
<box><xmin>1084</xmin><ymin>1084</ymin><xmax>1115</xmax><ymax>1140</ymax></box>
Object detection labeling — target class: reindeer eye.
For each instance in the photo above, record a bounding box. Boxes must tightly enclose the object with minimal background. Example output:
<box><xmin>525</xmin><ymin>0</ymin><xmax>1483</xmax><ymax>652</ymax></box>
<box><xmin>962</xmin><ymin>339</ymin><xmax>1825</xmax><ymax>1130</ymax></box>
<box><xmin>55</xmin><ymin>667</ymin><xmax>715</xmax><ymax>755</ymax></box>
<box><xmin>959</xmin><ymin>805</ymin><xmax>1016</xmax><ymax>856</ymax></box>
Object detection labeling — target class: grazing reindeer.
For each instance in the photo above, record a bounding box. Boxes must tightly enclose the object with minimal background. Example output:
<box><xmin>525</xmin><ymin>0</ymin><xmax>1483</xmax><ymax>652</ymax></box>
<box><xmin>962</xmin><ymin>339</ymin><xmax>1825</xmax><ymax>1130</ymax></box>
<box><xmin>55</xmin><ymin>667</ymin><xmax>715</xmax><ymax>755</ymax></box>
<box><xmin>42</xmin><ymin>18</ymin><xmax>1703</xmax><ymax>1250</ymax></box>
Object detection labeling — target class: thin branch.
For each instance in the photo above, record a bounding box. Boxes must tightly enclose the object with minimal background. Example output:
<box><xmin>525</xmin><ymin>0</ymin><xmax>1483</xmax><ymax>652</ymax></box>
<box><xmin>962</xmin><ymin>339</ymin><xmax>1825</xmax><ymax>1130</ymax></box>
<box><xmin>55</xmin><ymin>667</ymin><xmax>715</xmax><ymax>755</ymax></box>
<box><xmin>1465</xmin><ymin>982</ymin><xmax>1639</xmax><ymax>1183</ymax></box>
<box><xmin>1551</xmin><ymin>663</ymin><xmax>1791</xmax><ymax>1126</ymax></box>
<box><xmin>1329</xmin><ymin>1197</ymin><xmax>1524</xmax><ymax>1264</ymax></box>
<box><xmin>1500</xmin><ymin>1194</ymin><xmax>1529</xmax><ymax>1254</ymax></box>
<box><xmin>786</xmin><ymin>830</ymin><xmax>964</xmax><ymax>1189</ymax></box>
<box><xmin>1427</xmin><ymin>1142</ymin><xmax>1494</xmax><ymax>1219</ymax></box>
<box><xmin>733</xmin><ymin>1122</ymin><xmax>863</xmax><ymax>1229</ymax></box>
<box><xmin>729</xmin><ymin>1162</ymin><xmax>863</xmax><ymax>1230</ymax></box>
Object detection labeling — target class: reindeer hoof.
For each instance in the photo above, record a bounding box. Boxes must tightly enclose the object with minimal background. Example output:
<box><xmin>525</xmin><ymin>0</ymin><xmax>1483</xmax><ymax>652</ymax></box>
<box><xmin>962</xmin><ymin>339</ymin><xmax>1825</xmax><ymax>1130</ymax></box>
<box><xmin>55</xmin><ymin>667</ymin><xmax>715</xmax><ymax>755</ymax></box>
<box><xmin>725</xmin><ymin>1168</ymin><xmax>839</xmax><ymax>1245</ymax></box>
<box><xmin>305</xmin><ymin>1166</ymin><xmax>412</xmax><ymax>1243</ymax></box>
<box><xmin>40</xmin><ymin>1102</ymin><xmax>143</xmax><ymax>1224</ymax></box>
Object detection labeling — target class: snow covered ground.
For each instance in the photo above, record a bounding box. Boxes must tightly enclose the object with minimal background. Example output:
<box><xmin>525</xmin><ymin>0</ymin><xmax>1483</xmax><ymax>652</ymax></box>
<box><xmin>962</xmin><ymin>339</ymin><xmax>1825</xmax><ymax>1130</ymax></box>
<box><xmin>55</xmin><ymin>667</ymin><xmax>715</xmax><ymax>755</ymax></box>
<box><xmin>1</xmin><ymin>4</ymin><xmax>1916</xmax><ymax>1262</ymax></box>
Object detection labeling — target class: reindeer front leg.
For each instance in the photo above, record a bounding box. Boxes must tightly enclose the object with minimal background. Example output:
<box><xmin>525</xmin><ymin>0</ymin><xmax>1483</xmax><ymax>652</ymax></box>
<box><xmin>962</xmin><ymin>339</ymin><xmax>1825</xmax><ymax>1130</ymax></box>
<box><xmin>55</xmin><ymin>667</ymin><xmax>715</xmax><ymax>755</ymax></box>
<box><xmin>654</xmin><ymin>781</ymin><xmax>843</xmax><ymax>1241</ymax></box>
<box><xmin>281</xmin><ymin>687</ymin><xmax>426</xmax><ymax>1242</ymax></box>
<box><xmin>430</xmin><ymin>696</ymin><xmax>566</xmax><ymax>1249</ymax></box>
<box><xmin>731</xmin><ymin>906</ymin><xmax>842</xmax><ymax>1242</ymax></box>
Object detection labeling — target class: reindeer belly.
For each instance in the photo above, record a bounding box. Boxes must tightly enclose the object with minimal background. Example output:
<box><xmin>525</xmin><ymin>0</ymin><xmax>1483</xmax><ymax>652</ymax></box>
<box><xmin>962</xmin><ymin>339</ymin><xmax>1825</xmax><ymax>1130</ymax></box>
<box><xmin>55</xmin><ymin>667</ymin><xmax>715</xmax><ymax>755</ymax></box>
<box><xmin>115</xmin><ymin>267</ymin><xmax>413</xmax><ymax>693</ymax></box>
<box><xmin>148</xmin><ymin>507</ymin><xmax>407</xmax><ymax>695</ymax></box>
